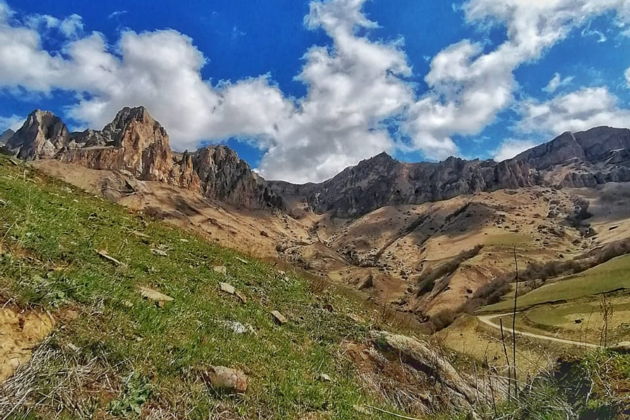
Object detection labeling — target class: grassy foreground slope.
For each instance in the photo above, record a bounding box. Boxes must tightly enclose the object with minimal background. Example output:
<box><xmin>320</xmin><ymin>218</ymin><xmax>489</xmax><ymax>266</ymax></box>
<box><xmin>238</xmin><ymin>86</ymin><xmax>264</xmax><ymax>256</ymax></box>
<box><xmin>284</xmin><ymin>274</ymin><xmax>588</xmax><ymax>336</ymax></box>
<box><xmin>0</xmin><ymin>155</ymin><xmax>405</xmax><ymax>419</ymax></box>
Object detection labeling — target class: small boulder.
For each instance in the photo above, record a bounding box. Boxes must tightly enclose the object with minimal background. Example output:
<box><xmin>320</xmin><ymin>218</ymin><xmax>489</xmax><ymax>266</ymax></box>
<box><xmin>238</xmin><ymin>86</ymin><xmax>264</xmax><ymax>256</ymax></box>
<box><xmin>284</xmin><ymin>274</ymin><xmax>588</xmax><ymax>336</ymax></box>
<box><xmin>203</xmin><ymin>366</ymin><xmax>248</xmax><ymax>393</ymax></box>
<box><xmin>235</xmin><ymin>290</ymin><xmax>247</xmax><ymax>304</ymax></box>
<box><xmin>219</xmin><ymin>282</ymin><xmax>236</xmax><ymax>295</ymax></box>
<box><xmin>138</xmin><ymin>286</ymin><xmax>174</xmax><ymax>307</ymax></box>
<box><xmin>218</xmin><ymin>320</ymin><xmax>255</xmax><ymax>335</ymax></box>
<box><xmin>151</xmin><ymin>248</ymin><xmax>168</xmax><ymax>257</ymax></box>
<box><xmin>317</xmin><ymin>373</ymin><xmax>331</xmax><ymax>382</ymax></box>
<box><xmin>271</xmin><ymin>310</ymin><xmax>288</xmax><ymax>325</ymax></box>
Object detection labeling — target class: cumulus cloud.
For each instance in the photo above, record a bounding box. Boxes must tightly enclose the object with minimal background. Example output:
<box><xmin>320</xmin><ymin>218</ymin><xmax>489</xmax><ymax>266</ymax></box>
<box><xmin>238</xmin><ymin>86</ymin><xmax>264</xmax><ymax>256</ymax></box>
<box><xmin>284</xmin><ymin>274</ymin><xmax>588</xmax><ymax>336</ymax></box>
<box><xmin>518</xmin><ymin>87</ymin><xmax>630</xmax><ymax>135</ymax></box>
<box><xmin>493</xmin><ymin>139</ymin><xmax>539</xmax><ymax>161</ymax></box>
<box><xmin>257</xmin><ymin>0</ymin><xmax>413</xmax><ymax>181</ymax></box>
<box><xmin>543</xmin><ymin>72</ymin><xmax>574</xmax><ymax>93</ymax></box>
<box><xmin>0</xmin><ymin>0</ymin><xmax>412</xmax><ymax>183</ymax></box>
<box><xmin>0</xmin><ymin>0</ymin><xmax>630</xmax><ymax>182</ymax></box>
<box><xmin>402</xmin><ymin>0</ymin><xmax>630</xmax><ymax>161</ymax></box>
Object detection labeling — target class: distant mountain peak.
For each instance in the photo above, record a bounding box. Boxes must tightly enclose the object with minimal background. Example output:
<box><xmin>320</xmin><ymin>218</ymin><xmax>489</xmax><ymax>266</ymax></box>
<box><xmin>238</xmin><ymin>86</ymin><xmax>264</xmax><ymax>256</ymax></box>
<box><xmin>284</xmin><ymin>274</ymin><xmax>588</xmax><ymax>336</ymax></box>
<box><xmin>0</xmin><ymin>128</ymin><xmax>14</xmax><ymax>145</ymax></box>
<box><xmin>5</xmin><ymin>106</ymin><xmax>283</xmax><ymax>210</ymax></box>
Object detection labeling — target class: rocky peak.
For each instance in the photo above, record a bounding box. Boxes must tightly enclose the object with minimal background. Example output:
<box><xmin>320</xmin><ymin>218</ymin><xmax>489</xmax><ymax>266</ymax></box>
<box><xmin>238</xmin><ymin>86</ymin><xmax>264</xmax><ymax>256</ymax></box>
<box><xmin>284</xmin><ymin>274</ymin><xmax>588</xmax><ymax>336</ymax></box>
<box><xmin>102</xmin><ymin>107</ymin><xmax>156</xmax><ymax>143</ymax></box>
<box><xmin>58</xmin><ymin>106</ymin><xmax>174</xmax><ymax>182</ymax></box>
<box><xmin>0</xmin><ymin>129</ymin><xmax>14</xmax><ymax>144</ymax></box>
<box><xmin>5</xmin><ymin>110</ymin><xmax>70</xmax><ymax>159</ymax></box>
<box><xmin>7</xmin><ymin>106</ymin><xmax>283</xmax><ymax>210</ymax></box>
<box><xmin>192</xmin><ymin>146</ymin><xmax>283</xmax><ymax>209</ymax></box>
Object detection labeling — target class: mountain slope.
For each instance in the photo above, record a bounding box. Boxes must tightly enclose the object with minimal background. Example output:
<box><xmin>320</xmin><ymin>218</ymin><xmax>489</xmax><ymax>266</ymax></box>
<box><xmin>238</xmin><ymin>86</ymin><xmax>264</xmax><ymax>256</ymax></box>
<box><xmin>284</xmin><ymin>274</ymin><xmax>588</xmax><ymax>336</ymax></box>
<box><xmin>1</xmin><ymin>154</ymin><xmax>627</xmax><ymax>420</ymax></box>
<box><xmin>0</xmin><ymin>154</ymin><xmax>424</xmax><ymax>418</ymax></box>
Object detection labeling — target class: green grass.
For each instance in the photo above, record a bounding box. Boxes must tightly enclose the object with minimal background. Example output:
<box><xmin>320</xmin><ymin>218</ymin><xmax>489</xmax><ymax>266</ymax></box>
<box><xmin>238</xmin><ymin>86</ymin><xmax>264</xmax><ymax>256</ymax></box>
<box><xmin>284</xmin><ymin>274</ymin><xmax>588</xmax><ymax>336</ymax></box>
<box><xmin>0</xmin><ymin>156</ymin><xmax>409</xmax><ymax>419</ymax></box>
<box><xmin>483</xmin><ymin>254</ymin><xmax>630</xmax><ymax>312</ymax></box>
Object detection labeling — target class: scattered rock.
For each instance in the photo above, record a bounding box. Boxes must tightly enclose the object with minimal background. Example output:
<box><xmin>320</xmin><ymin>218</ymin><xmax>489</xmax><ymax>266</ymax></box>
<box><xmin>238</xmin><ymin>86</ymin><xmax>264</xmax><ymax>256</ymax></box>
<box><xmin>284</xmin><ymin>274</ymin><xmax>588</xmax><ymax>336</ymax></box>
<box><xmin>0</xmin><ymin>308</ymin><xmax>55</xmax><ymax>382</ymax></box>
<box><xmin>131</xmin><ymin>230</ymin><xmax>150</xmax><ymax>239</ymax></box>
<box><xmin>151</xmin><ymin>248</ymin><xmax>168</xmax><ymax>257</ymax></box>
<box><xmin>138</xmin><ymin>286</ymin><xmax>174</xmax><ymax>307</ymax></box>
<box><xmin>317</xmin><ymin>373</ymin><xmax>331</xmax><ymax>382</ymax></box>
<box><xmin>271</xmin><ymin>310</ymin><xmax>288</xmax><ymax>325</ymax></box>
<box><xmin>95</xmin><ymin>249</ymin><xmax>126</xmax><ymax>267</ymax></box>
<box><xmin>235</xmin><ymin>290</ymin><xmax>247</xmax><ymax>304</ymax></box>
<box><xmin>67</xmin><ymin>342</ymin><xmax>80</xmax><ymax>352</ymax></box>
<box><xmin>64</xmin><ymin>309</ymin><xmax>80</xmax><ymax>321</ymax></box>
<box><xmin>202</xmin><ymin>366</ymin><xmax>248</xmax><ymax>393</ymax></box>
<box><xmin>213</xmin><ymin>265</ymin><xmax>227</xmax><ymax>275</ymax></box>
<box><xmin>218</xmin><ymin>320</ymin><xmax>255</xmax><ymax>335</ymax></box>
<box><xmin>219</xmin><ymin>282</ymin><xmax>236</xmax><ymax>295</ymax></box>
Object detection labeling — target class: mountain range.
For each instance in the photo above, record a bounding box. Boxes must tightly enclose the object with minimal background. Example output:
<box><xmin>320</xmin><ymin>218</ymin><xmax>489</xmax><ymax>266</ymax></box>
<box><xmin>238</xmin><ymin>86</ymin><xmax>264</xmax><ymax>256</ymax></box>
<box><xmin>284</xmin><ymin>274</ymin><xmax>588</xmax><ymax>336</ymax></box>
<box><xmin>3</xmin><ymin>106</ymin><xmax>630</xmax><ymax>324</ymax></box>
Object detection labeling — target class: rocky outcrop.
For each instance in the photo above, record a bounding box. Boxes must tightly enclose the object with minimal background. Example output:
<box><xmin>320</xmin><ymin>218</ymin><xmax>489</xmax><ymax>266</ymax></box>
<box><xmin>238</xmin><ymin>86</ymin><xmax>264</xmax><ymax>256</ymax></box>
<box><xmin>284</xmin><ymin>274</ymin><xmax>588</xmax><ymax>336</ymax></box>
<box><xmin>60</xmin><ymin>107</ymin><xmax>175</xmax><ymax>182</ymax></box>
<box><xmin>5</xmin><ymin>110</ymin><xmax>70</xmax><ymax>160</ymax></box>
<box><xmin>192</xmin><ymin>146</ymin><xmax>283</xmax><ymax>209</ymax></box>
<box><xmin>3</xmin><ymin>107</ymin><xmax>282</xmax><ymax>210</ymax></box>
<box><xmin>513</xmin><ymin>127</ymin><xmax>630</xmax><ymax>188</ymax></box>
<box><xmin>343</xmin><ymin>330</ymin><xmax>499</xmax><ymax>415</ymax></box>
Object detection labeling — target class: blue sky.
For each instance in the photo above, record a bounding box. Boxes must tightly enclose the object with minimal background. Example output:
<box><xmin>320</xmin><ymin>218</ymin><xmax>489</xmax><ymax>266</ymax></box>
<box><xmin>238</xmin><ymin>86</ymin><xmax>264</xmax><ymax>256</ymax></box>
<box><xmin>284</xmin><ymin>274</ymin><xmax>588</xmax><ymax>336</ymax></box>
<box><xmin>0</xmin><ymin>0</ymin><xmax>629</xmax><ymax>182</ymax></box>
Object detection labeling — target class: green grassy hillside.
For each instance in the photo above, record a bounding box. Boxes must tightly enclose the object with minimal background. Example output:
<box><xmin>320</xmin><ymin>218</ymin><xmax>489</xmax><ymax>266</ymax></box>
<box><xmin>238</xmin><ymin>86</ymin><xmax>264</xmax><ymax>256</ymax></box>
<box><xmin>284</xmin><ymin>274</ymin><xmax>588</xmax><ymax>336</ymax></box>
<box><xmin>0</xmin><ymin>155</ymin><xmax>410</xmax><ymax>419</ymax></box>
<box><xmin>483</xmin><ymin>254</ymin><xmax>630</xmax><ymax>313</ymax></box>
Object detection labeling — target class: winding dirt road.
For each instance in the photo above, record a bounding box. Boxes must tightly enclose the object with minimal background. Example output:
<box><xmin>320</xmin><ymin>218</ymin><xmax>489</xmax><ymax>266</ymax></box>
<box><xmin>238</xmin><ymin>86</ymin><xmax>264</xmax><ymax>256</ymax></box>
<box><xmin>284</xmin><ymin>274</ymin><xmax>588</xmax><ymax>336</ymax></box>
<box><xmin>477</xmin><ymin>313</ymin><xmax>602</xmax><ymax>349</ymax></box>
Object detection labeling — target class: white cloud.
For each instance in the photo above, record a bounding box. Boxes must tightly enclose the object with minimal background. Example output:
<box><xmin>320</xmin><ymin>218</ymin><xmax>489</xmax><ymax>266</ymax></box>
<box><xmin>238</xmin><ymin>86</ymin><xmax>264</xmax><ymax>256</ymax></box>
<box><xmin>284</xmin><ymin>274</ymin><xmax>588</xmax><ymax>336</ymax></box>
<box><xmin>257</xmin><ymin>0</ymin><xmax>414</xmax><ymax>181</ymax></box>
<box><xmin>581</xmin><ymin>24</ymin><xmax>607</xmax><ymax>43</ymax></box>
<box><xmin>26</xmin><ymin>13</ymin><xmax>83</xmax><ymax>38</ymax></box>
<box><xmin>0</xmin><ymin>0</ymin><xmax>413</xmax><ymax>183</ymax></box>
<box><xmin>0</xmin><ymin>0</ymin><xmax>630</xmax><ymax>183</ymax></box>
<box><xmin>493</xmin><ymin>139</ymin><xmax>539</xmax><ymax>161</ymax></box>
<box><xmin>543</xmin><ymin>72</ymin><xmax>574</xmax><ymax>93</ymax></box>
<box><xmin>108</xmin><ymin>10</ymin><xmax>127</xmax><ymax>20</ymax></box>
<box><xmin>518</xmin><ymin>87</ymin><xmax>630</xmax><ymax>135</ymax></box>
<box><xmin>0</xmin><ymin>113</ymin><xmax>23</xmax><ymax>131</ymax></box>
<box><xmin>402</xmin><ymin>0</ymin><xmax>630</xmax><ymax>161</ymax></box>
<box><xmin>625</xmin><ymin>67</ymin><xmax>630</xmax><ymax>86</ymax></box>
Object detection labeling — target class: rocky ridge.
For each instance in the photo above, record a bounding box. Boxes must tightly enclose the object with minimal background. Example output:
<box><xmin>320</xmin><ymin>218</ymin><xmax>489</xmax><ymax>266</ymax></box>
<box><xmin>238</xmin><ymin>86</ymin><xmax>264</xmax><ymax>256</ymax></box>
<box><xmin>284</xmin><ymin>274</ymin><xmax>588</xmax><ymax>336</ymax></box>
<box><xmin>271</xmin><ymin>127</ymin><xmax>630</xmax><ymax>217</ymax></box>
<box><xmin>2</xmin><ymin>108</ymin><xmax>282</xmax><ymax>210</ymax></box>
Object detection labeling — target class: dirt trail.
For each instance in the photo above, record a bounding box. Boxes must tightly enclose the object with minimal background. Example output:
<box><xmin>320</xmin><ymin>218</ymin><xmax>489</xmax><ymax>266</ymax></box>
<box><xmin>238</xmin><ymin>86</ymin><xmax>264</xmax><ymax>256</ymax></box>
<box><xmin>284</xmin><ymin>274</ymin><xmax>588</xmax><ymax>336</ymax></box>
<box><xmin>477</xmin><ymin>313</ymin><xmax>601</xmax><ymax>349</ymax></box>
